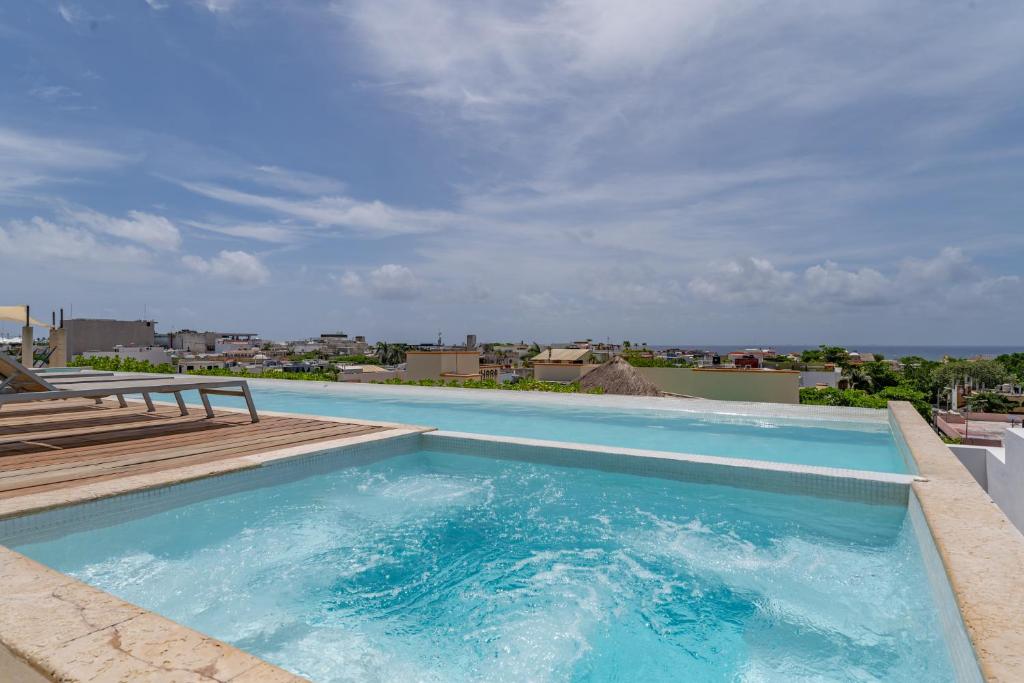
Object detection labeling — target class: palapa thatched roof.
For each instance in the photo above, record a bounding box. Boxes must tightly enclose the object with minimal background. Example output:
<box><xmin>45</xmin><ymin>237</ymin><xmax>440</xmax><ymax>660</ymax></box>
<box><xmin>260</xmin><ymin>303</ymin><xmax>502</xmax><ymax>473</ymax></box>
<box><xmin>579</xmin><ymin>356</ymin><xmax>661</xmax><ymax>396</ymax></box>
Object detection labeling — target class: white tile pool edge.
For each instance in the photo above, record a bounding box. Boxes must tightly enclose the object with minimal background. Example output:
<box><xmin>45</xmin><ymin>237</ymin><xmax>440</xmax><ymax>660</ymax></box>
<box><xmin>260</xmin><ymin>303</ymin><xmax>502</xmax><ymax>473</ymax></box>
<box><xmin>908</xmin><ymin>490</ymin><xmax>984</xmax><ymax>682</ymax></box>
<box><xmin>427</xmin><ymin>430</ymin><xmax>917</xmax><ymax>505</ymax></box>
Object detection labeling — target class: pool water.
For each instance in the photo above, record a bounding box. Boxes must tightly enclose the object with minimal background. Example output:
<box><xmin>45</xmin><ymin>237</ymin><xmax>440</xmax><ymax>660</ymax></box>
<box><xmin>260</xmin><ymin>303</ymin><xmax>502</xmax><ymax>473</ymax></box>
<box><xmin>8</xmin><ymin>450</ymin><xmax>954</xmax><ymax>682</ymax></box>
<box><xmin>209</xmin><ymin>384</ymin><xmax>906</xmax><ymax>473</ymax></box>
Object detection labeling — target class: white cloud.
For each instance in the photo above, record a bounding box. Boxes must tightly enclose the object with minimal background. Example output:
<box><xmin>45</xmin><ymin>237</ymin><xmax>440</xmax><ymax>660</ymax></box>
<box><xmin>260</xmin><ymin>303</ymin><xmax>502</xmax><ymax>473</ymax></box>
<box><xmin>0</xmin><ymin>128</ymin><xmax>129</xmax><ymax>171</ymax></box>
<box><xmin>200</xmin><ymin>0</ymin><xmax>240</xmax><ymax>14</ymax></box>
<box><xmin>184</xmin><ymin>219</ymin><xmax>297</xmax><ymax>244</ymax></box>
<box><xmin>683</xmin><ymin>249</ymin><xmax>1017</xmax><ymax>312</ymax></box>
<box><xmin>67</xmin><ymin>208</ymin><xmax>181</xmax><ymax>250</ymax></box>
<box><xmin>368</xmin><ymin>264</ymin><xmax>419</xmax><ymax>299</ymax></box>
<box><xmin>57</xmin><ymin>2</ymin><xmax>85</xmax><ymax>24</ymax></box>
<box><xmin>337</xmin><ymin>264</ymin><xmax>420</xmax><ymax>300</ymax></box>
<box><xmin>689</xmin><ymin>258</ymin><xmax>797</xmax><ymax>304</ymax></box>
<box><xmin>29</xmin><ymin>85</ymin><xmax>82</xmax><ymax>102</ymax></box>
<box><xmin>803</xmin><ymin>262</ymin><xmax>891</xmax><ymax>306</ymax></box>
<box><xmin>180</xmin><ymin>181</ymin><xmax>458</xmax><ymax>236</ymax></box>
<box><xmin>0</xmin><ymin>217</ymin><xmax>151</xmax><ymax>265</ymax></box>
<box><xmin>182</xmin><ymin>250</ymin><xmax>270</xmax><ymax>285</ymax></box>
<box><xmin>249</xmin><ymin>165</ymin><xmax>347</xmax><ymax>196</ymax></box>
<box><xmin>145</xmin><ymin>0</ymin><xmax>169</xmax><ymax>9</ymax></box>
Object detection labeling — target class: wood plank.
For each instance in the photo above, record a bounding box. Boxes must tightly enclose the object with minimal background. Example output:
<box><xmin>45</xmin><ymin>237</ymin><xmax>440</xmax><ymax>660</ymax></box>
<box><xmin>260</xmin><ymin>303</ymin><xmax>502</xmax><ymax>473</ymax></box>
<box><xmin>0</xmin><ymin>425</ymin><xmax>383</xmax><ymax>492</ymax></box>
<box><xmin>0</xmin><ymin>422</ymin><xmax>374</xmax><ymax>474</ymax></box>
<box><xmin>0</xmin><ymin>399</ymin><xmax>396</xmax><ymax>499</ymax></box>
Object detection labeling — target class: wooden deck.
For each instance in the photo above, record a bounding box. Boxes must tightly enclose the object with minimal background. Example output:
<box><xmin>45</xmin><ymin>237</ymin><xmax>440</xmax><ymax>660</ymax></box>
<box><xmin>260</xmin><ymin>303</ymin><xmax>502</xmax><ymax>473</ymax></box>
<box><xmin>0</xmin><ymin>399</ymin><xmax>392</xmax><ymax>499</ymax></box>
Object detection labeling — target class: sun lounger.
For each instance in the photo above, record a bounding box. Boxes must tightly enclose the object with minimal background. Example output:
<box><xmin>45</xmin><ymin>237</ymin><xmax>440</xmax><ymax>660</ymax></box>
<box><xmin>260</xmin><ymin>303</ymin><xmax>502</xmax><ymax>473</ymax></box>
<box><xmin>0</xmin><ymin>353</ymin><xmax>259</xmax><ymax>422</ymax></box>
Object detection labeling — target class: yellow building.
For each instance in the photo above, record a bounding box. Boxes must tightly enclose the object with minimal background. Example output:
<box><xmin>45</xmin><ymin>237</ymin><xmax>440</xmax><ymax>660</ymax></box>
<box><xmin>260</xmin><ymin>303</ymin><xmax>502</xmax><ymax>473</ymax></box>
<box><xmin>404</xmin><ymin>351</ymin><xmax>481</xmax><ymax>382</ymax></box>
<box><xmin>530</xmin><ymin>348</ymin><xmax>599</xmax><ymax>383</ymax></box>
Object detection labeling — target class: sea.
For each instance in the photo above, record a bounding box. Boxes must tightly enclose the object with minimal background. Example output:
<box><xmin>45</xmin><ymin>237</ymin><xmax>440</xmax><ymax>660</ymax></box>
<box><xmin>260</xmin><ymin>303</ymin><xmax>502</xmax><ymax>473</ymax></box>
<box><xmin>653</xmin><ymin>345</ymin><xmax>1023</xmax><ymax>361</ymax></box>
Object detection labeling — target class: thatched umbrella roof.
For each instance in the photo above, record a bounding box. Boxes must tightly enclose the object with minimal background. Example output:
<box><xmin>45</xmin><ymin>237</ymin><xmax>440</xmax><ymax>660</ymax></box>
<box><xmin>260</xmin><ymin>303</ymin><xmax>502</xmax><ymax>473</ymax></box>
<box><xmin>579</xmin><ymin>356</ymin><xmax>661</xmax><ymax>396</ymax></box>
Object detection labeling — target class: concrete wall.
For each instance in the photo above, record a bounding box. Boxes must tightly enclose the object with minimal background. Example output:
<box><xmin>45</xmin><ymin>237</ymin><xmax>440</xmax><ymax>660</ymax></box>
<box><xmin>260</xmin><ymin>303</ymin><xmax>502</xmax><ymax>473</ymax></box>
<box><xmin>405</xmin><ymin>352</ymin><xmax>480</xmax><ymax>381</ymax></box>
<box><xmin>63</xmin><ymin>319</ymin><xmax>155</xmax><ymax>358</ymax></box>
<box><xmin>799</xmin><ymin>369</ymin><xmax>841</xmax><ymax>388</ymax></box>
<box><xmin>950</xmin><ymin>428</ymin><xmax>1024</xmax><ymax>534</ymax></box>
<box><xmin>637</xmin><ymin>367</ymin><xmax>800</xmax><ymax>404</ymax></box>
<box><xmin>46</xmin><ymin>327</ymin><xmax>67</xmax><ymax>367</ymax></box>
<box><xmin>533</xmin><ymin>363</ymin><xmax>599</xmax><ymax>383</ymax></box>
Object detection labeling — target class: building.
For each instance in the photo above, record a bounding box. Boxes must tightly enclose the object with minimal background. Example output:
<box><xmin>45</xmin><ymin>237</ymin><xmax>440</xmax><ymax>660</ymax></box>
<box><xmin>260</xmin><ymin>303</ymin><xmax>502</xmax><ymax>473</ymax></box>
<box><xmin>214</xmin><ymin>334</ymin><xmax>262</xmax><ymax>355</ymax></box>
<box><xmin>169</xmin><ymin>330</ymin><xmax>219</xmax><ymax>354</ymax></box>
<box><xmin>404</xmin><ymin>351</ymin><xmax>481</xmax><ymax>382</ymax></box>
<box><xmin>530</xmin><ymin>348</ymin><xmax>599</xmax><ymax>383</ymax></box>
<box><xmin>48</xmin><ymin>318</ymin><xmax>156</xmax><ymax>365</ymax></box>
<box><xmin>176</xmin><ymin>358</ymin><xmax>232</xmax><ymax>373</ymax></box>
<box><xmin>84</xmin><ymin>345</ymin><xmax>174</xmax><ymax>367</ymax></box>
<box><xmin>288</xmin><ymin>340</ymin><xmax>327</xmax><ymax>355</ymax></box>
<box><xmin>336</xmin><ymin>364</ymin><xmax>404</xmax><ymax>383</ymax></box>
<box><xmin>320</xmin><ymin>332</ymin><xmax>369</xmax><ymax>356</ymax></box>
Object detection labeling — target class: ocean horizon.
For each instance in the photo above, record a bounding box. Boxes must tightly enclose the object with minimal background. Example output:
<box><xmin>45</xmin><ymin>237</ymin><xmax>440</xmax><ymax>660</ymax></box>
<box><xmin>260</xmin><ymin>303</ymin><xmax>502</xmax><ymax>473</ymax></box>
<box><xmin>650</xmin><ymin>345</ymin><xmax>1023</xmax><ymax>361</ymax></box>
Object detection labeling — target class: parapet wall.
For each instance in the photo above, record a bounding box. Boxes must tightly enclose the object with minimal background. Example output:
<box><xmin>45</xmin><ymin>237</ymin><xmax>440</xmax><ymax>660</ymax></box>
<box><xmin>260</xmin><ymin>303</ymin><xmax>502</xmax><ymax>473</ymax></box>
<box><xmin>637</xmin><ymin>367</ymin><xmax>800</xmax><ymax>404</ymax></box>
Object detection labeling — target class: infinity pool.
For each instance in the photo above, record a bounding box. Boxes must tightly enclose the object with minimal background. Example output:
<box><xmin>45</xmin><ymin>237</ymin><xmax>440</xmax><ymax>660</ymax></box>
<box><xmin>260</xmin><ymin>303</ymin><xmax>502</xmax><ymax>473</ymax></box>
<box><xmin>208</xmin><ymin>383</ymin><xmax>907</xmax><ymax>473</ymax></box>
<box><xmin>4</xmin><ymin>448</ymin><xmax>955</xmax><ymax>682</ymax></box>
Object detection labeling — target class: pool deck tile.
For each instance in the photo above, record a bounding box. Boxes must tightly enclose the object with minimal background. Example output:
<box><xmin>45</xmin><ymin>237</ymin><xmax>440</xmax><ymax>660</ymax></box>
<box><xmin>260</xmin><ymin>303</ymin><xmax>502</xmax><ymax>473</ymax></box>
<box><xmin>890</xmin><ymin>401</ymin><xmax>1024</xmax><ymax>683</ymax></box>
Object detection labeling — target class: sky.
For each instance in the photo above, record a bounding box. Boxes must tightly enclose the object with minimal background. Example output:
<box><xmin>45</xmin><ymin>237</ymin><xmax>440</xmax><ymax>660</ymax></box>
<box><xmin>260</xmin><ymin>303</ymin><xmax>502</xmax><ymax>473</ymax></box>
<box><xmin>1</xmin><ymin>0</ymin><xmax>1023</xmax><ymax>345</ymax></box>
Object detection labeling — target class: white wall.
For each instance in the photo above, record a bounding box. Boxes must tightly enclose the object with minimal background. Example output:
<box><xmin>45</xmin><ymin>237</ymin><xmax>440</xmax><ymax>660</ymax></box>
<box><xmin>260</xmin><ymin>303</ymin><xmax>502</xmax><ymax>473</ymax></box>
<box><xmin>950</xmin><ymin>428</ymin><xmax>1024</xmax><ymax>534</ymax></box>
<box><xmin>86</xmin><ymin>346</ymin><xmax>173</xmax><ymax>366</ymax></box>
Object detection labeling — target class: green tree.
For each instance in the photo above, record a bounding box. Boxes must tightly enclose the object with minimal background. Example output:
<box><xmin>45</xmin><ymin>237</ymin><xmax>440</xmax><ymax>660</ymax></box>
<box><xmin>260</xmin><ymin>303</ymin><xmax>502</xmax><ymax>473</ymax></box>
<box><xmin>800</xmin><ymin>345</ymin><xmax>850</xmax><ymax>365</ymax></box>
<box><xmin>965</xmin><ymin>391</ymin><xmax>1015</xmax><ymax>414</ymax></box>
<box><xmin>933</xmin><ymin>360</ymin><xmax>1010</xmax><ymax>392</ymax></box>
<box><xmin>841</xmin><ymin>366</ymin><xmax>873</xmax><ymax>391</ymax></box>
<box><xmin>995</xmin><ymin>352</ymin><xmax>1024</xmax><ymax>383</ymax></box>
<box><xmin>374</xmin><ymin>341</ymin><xmax>408</xmax><ymax>365</ymax></box>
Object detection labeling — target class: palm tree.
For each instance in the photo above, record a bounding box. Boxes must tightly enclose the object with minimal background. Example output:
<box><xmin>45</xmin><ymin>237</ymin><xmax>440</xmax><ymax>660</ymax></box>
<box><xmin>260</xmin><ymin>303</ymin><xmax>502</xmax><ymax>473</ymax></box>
<box><xmin>383</xmin><ymin>342</ymin><xmax>409</xmax><ymax>365</ymax></box>
<box><xmin>842</xmin><ymin>366</ymin><xmax>873</xmax><ymax>391</ymax></box>
<box><xmin>375</xmin><ymin>341</ymin><xmax>407</xmax><ymax>365</ymax></box>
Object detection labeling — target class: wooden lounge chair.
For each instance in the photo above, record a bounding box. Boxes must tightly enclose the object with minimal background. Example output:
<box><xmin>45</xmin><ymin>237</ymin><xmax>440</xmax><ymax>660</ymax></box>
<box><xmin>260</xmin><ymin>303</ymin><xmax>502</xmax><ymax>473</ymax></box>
<box><xmin>0</xmin><ymin>352</ymin><xmax>259</xmax><ymax>422</ymax></box>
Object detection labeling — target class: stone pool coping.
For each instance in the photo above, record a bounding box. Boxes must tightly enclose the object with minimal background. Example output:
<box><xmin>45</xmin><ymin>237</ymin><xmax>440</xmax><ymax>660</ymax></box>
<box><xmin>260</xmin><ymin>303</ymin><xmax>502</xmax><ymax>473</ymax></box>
<box><xmin>889</xmin><ymin>401</ymin><xmax>1024</xmax><ymax>682</ymax></box>
<box><xmin>0</xmin><ymin>548</ymin><xmax>304</xmax><ymax>682</ymax></box>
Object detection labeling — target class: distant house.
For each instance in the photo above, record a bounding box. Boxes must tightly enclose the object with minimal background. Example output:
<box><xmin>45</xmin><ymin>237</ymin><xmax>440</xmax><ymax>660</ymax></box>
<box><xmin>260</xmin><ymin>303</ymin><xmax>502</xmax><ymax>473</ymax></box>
<box><xmin>530</xmin><ymin>348</ymin><xmax>599</xmax><ymax>383</ymax></box>
<box><xmin>177</xmin><ymin>358</ymin><xmax>232</xmax><ymax>373</ymax></box>
<box><xmin>336</xmin><ymin>364</ymin><xmax>403</xmax><ymax>383</ymax></box>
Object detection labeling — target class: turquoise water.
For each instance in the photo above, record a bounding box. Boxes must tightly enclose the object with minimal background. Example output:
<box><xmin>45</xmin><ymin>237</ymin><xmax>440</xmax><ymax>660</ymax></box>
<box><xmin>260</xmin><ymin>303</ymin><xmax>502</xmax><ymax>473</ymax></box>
<box><xmin>208</xmin><ymin>384</ymin><xmax>906</xmax><ymax>473</ymax></box>
<box><xmin>8</xmin><ymin>450</ymin><xmax>953</xmax><ymax>682</ymax></box>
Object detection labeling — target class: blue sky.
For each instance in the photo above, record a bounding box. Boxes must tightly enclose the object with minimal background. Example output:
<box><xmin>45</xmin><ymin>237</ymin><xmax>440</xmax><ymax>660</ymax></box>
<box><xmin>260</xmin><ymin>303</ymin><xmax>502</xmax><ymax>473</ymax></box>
<box><xmin>1</xmin><ymin>0</ymin><xmax>1022</xmax><ymax>345</ymax></box>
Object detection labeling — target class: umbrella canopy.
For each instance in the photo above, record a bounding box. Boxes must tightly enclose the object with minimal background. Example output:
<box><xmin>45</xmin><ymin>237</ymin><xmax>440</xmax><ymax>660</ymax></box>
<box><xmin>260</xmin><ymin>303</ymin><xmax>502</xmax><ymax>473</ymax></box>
<box><xmin>579</xmin><ymin>356</ymin><xmax>661</xmax><ymax>396</ymax></box>
<box><xmin>0</xmin><ymin>305</ymin><xmax>50</xmax><ymax>328</ymax></box>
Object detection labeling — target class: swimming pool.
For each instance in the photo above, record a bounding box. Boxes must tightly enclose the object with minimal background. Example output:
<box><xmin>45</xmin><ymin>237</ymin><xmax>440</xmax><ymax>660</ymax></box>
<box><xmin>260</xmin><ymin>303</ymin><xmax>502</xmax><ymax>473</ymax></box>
<box><xmin>2</xmin><ymin>441</ymin><xmax>958</xmax><ymax>682</ymax></box>
<box><xmin>205</xmin><ymin>381</ymin><xmax>907</xmax><ymax>473</ymax></box>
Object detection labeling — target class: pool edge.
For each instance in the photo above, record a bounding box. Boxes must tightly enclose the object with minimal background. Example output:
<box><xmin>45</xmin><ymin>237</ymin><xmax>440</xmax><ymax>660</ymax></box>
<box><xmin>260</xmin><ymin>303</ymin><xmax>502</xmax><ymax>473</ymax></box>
<box><xmin>0</xmin><ymin>545</ymin><xmax>308</xmax><ymax>682</ymax></box>
<box><xmin>889</xmin><ymin>401</ymin><xmax>1024</xmax><ymax>682</ymax></box>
